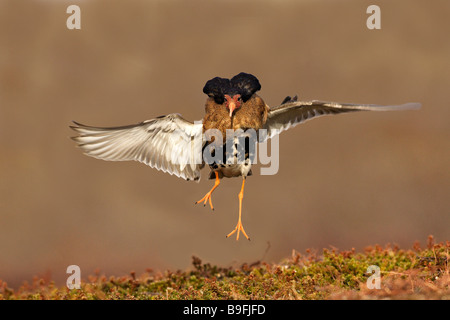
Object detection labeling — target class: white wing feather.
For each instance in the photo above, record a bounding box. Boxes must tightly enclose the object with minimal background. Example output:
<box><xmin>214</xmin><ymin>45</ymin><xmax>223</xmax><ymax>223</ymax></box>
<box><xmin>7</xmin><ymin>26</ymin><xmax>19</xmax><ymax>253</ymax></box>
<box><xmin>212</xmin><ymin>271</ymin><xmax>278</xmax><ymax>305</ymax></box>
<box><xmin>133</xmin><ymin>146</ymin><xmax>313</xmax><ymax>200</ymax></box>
<box><xmin>71</xmin><ymin>114</ymin><xmax>204</xmax><ymax>181</ymax></box>
<box><xmin>263</xmin><ymin>100</ymin><xmax>421</xmax><ymax>139</ymax></box>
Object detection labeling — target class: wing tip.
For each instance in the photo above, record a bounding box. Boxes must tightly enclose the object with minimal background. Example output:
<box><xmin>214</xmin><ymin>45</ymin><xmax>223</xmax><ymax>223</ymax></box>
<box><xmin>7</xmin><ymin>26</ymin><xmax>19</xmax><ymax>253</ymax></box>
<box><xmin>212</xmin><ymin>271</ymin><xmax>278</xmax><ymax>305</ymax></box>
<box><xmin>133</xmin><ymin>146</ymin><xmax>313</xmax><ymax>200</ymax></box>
<box><xmin>402</xmin><ymin>102</ymin><xmax>422</xmax><ymax>110</ymax></box>
<box><xmin>70</xmin><ymin>120</ymin><xmax>85</xmax><ymax>127</ymax></box>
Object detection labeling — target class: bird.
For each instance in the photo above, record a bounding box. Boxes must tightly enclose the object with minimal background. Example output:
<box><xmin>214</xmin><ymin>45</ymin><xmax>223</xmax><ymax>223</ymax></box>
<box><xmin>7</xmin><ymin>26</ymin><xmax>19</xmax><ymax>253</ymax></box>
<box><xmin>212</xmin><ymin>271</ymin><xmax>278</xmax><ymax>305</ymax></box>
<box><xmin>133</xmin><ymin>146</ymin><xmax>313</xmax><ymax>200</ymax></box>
<box><xmin>70</xmin><ymin>72</ymin><xmax>421</xmax><ymax>241</ymax></box>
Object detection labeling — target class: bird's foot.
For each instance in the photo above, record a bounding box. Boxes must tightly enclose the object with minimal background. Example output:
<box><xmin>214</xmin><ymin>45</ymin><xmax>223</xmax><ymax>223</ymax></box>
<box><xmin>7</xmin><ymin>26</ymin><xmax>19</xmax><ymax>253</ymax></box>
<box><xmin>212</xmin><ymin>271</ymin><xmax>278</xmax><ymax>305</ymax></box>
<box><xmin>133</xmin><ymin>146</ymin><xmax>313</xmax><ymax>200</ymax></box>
<box><xmin>195</xmin><ymin>191</ymin><xmax>215</xmax><ymax>210</ymax></box>
<box><xmin>195</xmin><ymin>172</ymin><xmax>220</xmax><ymax>211</ymax></box>
<box><xmin>226</xmin><ymin>219</ymin><xmax>250</xmax><ymax>241</ymax></box>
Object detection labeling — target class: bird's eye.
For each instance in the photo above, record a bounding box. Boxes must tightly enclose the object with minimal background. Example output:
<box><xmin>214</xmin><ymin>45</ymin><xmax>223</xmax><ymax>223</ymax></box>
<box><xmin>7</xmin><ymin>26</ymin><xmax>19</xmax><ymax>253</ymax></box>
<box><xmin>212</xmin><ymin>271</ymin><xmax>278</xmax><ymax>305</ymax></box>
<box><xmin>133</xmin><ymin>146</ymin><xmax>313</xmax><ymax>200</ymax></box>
<box><xmin>214</xmin><ymin>97</ymin><xmax>225</xmax><ymax>104</ymax></box>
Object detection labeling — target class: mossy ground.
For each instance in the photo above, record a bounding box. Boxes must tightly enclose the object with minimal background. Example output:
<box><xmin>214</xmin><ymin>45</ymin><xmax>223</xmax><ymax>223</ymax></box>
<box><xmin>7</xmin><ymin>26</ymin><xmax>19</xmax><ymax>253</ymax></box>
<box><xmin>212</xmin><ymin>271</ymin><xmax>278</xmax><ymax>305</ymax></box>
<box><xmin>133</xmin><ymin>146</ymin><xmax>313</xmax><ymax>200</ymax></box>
<box><xmin>1</xmin><ymin>236</ymin><xmax>449</xmax><ymax>300</ymax></box>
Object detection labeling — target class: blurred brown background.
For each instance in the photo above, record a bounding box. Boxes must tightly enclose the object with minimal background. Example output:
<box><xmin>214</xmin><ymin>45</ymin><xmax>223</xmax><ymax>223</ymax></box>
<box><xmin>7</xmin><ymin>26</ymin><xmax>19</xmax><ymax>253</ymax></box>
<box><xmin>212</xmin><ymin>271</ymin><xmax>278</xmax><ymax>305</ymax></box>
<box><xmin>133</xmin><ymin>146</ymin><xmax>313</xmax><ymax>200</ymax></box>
<box><xmin>1</xmin><ymin>0</ymin><xmax>449</xmax><ymax>288</ymax></box>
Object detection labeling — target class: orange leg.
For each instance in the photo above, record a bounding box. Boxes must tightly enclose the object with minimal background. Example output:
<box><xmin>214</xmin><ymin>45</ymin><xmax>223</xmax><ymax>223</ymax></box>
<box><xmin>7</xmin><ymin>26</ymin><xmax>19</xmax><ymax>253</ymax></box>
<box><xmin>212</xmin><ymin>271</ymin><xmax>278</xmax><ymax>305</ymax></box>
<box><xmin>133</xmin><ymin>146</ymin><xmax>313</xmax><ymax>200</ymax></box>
<box><xmin>195</xmin><ymin>171</ymin><xmax>220</xmax><ymax>210</ymax></box>
<box><xmin>226</xmin><ymin>178</ymin><xmax>250</xmax><ymax>241</ymax></box>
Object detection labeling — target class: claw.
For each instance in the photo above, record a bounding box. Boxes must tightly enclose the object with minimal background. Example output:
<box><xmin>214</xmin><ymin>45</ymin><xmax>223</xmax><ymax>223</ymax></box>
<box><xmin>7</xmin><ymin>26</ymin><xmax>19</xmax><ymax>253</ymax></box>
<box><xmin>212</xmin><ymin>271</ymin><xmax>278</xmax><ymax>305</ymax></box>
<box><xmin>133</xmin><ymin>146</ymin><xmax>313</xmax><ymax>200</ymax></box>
<box><xmin>226</xmin><ymin>178</ymin><xmax>250</xmax><ymax>241</ymax></box>
<box><xmin>195</xmin><ymin>172</ymin><xmax>220</xmax><ymax>210</ymax></box>
<box><xmin>226</xmin><ymin>219</ymin><xmax>250</xmax><ymax>241</ymax></box>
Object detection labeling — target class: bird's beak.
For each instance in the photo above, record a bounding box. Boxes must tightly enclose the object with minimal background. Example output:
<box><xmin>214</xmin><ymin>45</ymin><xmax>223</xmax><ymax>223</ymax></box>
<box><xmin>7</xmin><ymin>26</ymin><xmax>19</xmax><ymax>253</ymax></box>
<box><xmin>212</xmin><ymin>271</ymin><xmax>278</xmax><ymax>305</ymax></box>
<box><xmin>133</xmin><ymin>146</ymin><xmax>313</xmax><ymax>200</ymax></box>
<box><xmin>228</xmin><ymin>102</ymin><xmax>236</xmax><ymax>118</ymax></box>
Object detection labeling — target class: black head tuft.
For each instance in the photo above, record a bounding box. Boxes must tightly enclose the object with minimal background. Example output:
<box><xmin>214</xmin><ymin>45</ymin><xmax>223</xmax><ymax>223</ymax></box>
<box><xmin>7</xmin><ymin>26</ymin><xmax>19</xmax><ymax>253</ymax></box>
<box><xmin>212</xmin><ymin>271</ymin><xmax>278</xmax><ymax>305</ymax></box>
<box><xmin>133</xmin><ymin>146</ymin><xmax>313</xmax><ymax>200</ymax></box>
<box><xmin>230</xmin><ymin>72</ymin><xmax>261</xmax><ymax>102</ymax></box>
<box><xmin>203</xmin><ymin>73</ymin><xmax>261</xmax><ymax>104</ymax></box>
<box><xmin>203</xmin><ymin>77</ymin><xmax>231</xmax><ymax>104</ymax></box>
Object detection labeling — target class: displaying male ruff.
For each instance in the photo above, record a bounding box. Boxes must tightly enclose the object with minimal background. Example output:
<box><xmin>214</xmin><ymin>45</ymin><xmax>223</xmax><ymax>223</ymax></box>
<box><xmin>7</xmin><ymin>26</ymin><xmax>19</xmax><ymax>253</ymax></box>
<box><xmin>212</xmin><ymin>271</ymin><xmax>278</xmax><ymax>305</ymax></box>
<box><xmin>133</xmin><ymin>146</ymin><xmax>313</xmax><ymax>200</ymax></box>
<box><xmin>70</xmin><ymin>72</ymin><xmax>420</xmax><ymax>240</ymax></box>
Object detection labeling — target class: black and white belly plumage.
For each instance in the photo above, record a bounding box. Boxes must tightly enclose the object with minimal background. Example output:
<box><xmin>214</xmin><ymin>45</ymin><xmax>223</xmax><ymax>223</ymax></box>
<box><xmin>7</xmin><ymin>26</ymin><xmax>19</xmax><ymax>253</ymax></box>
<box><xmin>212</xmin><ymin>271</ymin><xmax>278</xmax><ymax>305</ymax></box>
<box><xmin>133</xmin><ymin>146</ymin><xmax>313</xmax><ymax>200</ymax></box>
<box><xmin>205</xmin><ymin>130</ymin><xmax>256</xmax><ymax>180</ymax></box>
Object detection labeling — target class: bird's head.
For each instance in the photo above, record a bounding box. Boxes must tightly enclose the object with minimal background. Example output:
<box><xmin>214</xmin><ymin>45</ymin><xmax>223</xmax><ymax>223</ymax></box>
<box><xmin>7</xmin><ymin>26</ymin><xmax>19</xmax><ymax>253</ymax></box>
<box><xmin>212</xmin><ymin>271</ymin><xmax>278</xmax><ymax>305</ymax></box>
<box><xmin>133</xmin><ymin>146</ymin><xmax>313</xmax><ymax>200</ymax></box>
<box><xmin>224</xmin><ymin>93</ymin><xmax>242</xmax><ymax>117</ymax></box>
<box><xmin>203</xmin><ymin>72</ymin><xmax>261</xmax><ymax>118</ymax></box>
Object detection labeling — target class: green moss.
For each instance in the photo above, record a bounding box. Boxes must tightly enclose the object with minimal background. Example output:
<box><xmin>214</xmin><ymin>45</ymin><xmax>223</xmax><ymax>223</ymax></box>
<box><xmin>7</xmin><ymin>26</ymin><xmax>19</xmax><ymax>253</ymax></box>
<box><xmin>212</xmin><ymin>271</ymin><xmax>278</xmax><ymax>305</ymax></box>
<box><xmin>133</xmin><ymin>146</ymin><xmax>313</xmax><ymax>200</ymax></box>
<box><xmin>1</xmin><ymin>236</ymin><xmax>449</xmax><ymax>300</ymax></box>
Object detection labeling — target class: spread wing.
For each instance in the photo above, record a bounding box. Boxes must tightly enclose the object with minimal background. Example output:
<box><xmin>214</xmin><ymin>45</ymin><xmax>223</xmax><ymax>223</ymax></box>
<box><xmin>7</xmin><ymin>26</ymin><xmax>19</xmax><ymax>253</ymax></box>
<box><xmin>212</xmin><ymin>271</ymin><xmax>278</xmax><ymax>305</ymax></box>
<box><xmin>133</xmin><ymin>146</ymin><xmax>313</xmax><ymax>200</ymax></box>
<box><xmin>262</xmin><ymin>100</ymin><xmax>421</xmax><ymax>139</ymax></box>
<box><xmin>70</xmin><ymin>114</ymin><xmax>204</xmax><ymax>181</ymax></box>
